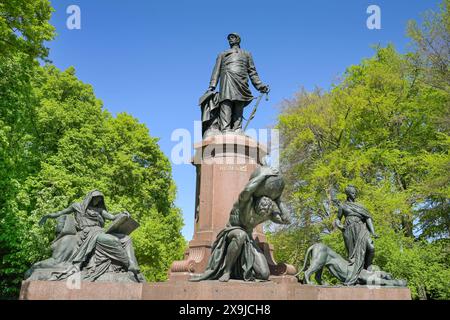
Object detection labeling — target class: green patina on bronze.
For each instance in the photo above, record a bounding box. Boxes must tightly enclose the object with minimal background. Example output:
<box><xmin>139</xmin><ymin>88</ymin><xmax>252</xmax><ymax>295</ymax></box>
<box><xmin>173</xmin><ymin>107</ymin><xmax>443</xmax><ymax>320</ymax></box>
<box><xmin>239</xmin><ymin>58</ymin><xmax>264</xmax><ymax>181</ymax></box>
<box><xmin>190</xmin><ymin>166</ymin><xmax>291</xmax><ymax>282</ymax></box>
<box><xmin>25</xmin><ymin>190</ymin><xmax>145</xmax><ymax>283</ymax></box>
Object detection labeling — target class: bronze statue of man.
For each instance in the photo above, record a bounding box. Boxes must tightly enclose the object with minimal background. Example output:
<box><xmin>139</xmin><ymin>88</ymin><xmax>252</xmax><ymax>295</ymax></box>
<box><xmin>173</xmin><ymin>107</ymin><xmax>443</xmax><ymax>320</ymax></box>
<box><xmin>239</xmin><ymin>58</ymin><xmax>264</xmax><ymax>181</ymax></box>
<box><xmin>207</xmin><ymin>33</ymin><xmax>269</xmax><ymax>133</ymax></box>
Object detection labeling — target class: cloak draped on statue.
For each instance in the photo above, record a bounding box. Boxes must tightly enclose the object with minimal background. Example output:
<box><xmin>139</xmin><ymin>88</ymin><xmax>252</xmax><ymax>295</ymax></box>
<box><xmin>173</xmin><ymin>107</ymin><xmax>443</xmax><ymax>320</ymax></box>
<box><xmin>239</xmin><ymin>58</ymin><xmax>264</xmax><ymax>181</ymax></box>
<box><xmin>199</xmin><ymin>91</ymin><xmax>220</xmax><ymax>136</ymax></box>
<box><xmin>50</xmin><ymin>191</ymin><xmax>136</xmax><ymax>282</ymax></box>
<box><xmin>341</xmin><ymin>201</ymin><xmax>373</xmax><ymax>285</ymax></box>
<box><xmin>190</xmin><ymin>166</ymin><xmax>290</xmax><ymax>282</ymax></box>
<box><xmin>189</xmin><ymin>225</ymin><xmax>264</xmax><ymax>282</ymax></box>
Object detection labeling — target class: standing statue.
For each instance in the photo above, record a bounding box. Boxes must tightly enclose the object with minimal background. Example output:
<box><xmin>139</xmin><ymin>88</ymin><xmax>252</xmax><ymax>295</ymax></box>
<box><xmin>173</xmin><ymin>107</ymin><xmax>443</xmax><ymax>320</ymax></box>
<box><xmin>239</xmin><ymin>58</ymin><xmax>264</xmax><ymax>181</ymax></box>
<box><xmin>25</xmin><ymin>190</ymin><xmax>145</xmax><ymax>283</ymax></box>
<box><xmin>202</xmin><ymin>33</ymin><xmax>269</xmax><ymax>134</ymax></box>
<box><xmin>190</xmin><ymin>166</ymin><xmax>291</xmax><ymax>282</ymax></box>
<box><xmin>333</xmin><ymin>185</ymin><xmax>379</xmax><ymax>285</ymax></box>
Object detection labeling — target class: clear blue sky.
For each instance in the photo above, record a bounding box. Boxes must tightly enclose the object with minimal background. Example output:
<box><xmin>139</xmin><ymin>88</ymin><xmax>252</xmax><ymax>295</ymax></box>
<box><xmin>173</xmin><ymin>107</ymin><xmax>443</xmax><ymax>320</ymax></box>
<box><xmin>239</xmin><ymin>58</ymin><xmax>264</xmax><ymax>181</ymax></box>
<box><xmin>47</xmin><ymin>0</ymin><xmax>440</xmax><ymax>240</ymax></box>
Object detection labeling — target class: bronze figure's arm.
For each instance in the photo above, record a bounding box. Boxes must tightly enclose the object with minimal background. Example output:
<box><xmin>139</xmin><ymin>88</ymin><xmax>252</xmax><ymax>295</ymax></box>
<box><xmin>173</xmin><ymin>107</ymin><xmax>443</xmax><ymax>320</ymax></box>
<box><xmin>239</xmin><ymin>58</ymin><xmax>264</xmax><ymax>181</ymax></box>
<box><xmin>101</xmin><ymin>209</ymin><xmax>130</xmax><ymax>221</ymax></box>
<box><xmin>366</xmin><ymin>217</ymin><xmax>379</xmax><ymax>238</ymax></box>
<box><xmin>273</xmin><ymin>198</ymin><xmax>291</xmax><ymax>224</ymax></box>
<box><xmin>247</xmin><ymin>53</ymin><xmax>268</xmax><ymax>93</ymax></box>
<box><xmin>39</xmin><ymin>205</ymin><xmax>75</xmax><ymax>226</ymax></box>
<box><xmin>208</xmin><ymin>53</ymin><xmax>222</xmax><ymax>90</ymax></box>
<box><xmin>239</xmin><ymin>167</ymin><xmax>278</xmax><ymax>203</ymax></box>
<box><xmin>334</xmin><ymin>206</ymin><xmax>345</xmax><ymax>231</ymax></box>
<box><xmin>238</xmin><ymin>174</ymin><xmax>267</xmax><ymax>203</ymax></box>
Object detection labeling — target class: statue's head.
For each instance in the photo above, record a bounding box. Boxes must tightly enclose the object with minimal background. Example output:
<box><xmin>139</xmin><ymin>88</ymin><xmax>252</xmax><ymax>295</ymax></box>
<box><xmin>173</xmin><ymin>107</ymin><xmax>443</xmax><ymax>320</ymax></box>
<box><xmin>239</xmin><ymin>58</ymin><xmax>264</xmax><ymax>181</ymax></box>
<box><xmin>255</xmin><ymin>196</ymin><xmax>285</xmax><ymax>224</ymax></box>
<box><xmin>227</xmin><ymin>33</ymin><xmax>241</xmax><ymax>47</ymax></box>
<box><xmin>255</xmin><ymin>196</ymin><xmax>275</xmax><ymax>216</ymax></box>
<box><xmin>345</xmin><ymin>185</ymin><xmax>358</xmax><ymax>201</ymax></box>
<box><xmin>86</xmin><ymin>190</ymin><xmax>105</xmax><ymax>208</ymax></box>
<box><xmin>91</xmin><ymin>196</ymin><xmax>101</xmax><ymax>206</ymax></box>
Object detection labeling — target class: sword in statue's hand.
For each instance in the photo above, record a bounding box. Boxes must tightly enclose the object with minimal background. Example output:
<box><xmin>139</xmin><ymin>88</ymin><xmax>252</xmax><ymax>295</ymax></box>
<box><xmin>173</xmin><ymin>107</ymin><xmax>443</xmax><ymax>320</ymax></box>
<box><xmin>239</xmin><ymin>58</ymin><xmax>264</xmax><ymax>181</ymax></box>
<box><xmin>244</xmin><ymin>87</ymin><xmax>269</xmax><ymax>131</ymax></box>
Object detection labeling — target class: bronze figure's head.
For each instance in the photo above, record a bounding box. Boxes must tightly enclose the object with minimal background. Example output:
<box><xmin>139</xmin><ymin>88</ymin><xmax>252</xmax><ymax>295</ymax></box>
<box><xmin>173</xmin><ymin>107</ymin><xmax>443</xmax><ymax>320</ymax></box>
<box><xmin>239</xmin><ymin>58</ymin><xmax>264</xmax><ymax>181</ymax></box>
<box><xmin>227</xmin><ymin>33</ymin><xmax>241</xmax><ymax>47</ymax></box>
<box><xmin>345</xmin><ymin>185</ymin><xmax>358</xmax><ymax>201</ymax></box>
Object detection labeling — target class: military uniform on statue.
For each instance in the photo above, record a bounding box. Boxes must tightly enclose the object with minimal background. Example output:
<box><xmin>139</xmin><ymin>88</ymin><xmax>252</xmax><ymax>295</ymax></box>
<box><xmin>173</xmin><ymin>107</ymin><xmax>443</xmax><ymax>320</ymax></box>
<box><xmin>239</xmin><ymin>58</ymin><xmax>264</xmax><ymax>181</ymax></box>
<box><xmin>200</xmin><ymin>33</ymin><xmax>270</xmax><ymax>136</ymax></box>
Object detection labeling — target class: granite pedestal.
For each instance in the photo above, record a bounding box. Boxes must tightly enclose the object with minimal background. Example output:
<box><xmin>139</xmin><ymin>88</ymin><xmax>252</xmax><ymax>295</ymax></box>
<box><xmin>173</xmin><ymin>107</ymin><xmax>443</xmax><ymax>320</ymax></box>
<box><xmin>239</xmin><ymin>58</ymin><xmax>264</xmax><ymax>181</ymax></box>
<box><xmin>20</xmin><ymin>279</ymin><xmax>411</xmax><ymax>300</ymax></box>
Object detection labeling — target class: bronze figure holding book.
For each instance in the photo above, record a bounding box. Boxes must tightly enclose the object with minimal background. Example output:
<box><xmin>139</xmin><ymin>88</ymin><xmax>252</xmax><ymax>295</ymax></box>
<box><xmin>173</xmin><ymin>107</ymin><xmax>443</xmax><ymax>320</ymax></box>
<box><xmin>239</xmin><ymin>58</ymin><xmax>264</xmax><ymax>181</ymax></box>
<box><xmin>25</xmin><ymin>190</ymin><xmax>145</xmax><ymax>283</ymax></box>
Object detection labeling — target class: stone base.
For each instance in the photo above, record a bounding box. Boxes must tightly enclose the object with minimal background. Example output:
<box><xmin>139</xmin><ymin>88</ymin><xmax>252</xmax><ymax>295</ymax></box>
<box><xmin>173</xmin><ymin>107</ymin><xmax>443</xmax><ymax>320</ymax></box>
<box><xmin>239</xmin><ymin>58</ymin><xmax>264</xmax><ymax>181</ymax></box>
<box><xmin>142</xmin><ymin>280</ymin><xmax>411</xmax><ymax>300</ymax></box>
<box><xmin>19</xmin><ymin>280</ymin><xmax>143</xmax><ymax>300</ymax></box>
<box><xmin>25</xmin><ymin>268</ymin><xmax>140</xmax><ymax>283</ymax></box>
<box><xmin>20</xmin><ymin>279</ymin><xmax>411</xmax><ymax>300</ymax></box>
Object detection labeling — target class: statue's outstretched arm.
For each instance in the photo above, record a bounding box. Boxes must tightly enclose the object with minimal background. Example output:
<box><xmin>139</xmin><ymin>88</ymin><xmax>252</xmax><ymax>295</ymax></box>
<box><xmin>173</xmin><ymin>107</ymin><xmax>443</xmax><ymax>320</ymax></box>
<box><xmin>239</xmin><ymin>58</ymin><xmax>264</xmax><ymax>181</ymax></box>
<box><xmin>39</xmin><ymin>205</ymin><xmax>74</xmax><ymax>226</ymax></box>
<box><xmin>101</xmin><ymin>209</ymin><xmax>130</xmax><ymax>221</ymax></box>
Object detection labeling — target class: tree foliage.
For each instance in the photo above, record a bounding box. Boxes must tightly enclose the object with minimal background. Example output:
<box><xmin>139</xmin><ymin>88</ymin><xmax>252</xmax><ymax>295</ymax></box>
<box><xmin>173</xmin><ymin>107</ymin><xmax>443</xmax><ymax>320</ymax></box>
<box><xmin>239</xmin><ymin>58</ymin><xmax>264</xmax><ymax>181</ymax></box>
<box><xmin>407</xmin><ymin>0</ymin><xmax>450</xmax><ymax>92</ymax></box>
<box><xmin>269</xmin><ymin>3</ymin><xmax>449</xmax><ymax>300</ymax></box>
<box><xmin>0</xmin><ymin>1</ymin><xmax>185</xmax><ymax>298</ymax></box>
<box><xmin>0</xmin><ymin>0</ymin><xmax>54</xmax><ymax>60</ymax></box>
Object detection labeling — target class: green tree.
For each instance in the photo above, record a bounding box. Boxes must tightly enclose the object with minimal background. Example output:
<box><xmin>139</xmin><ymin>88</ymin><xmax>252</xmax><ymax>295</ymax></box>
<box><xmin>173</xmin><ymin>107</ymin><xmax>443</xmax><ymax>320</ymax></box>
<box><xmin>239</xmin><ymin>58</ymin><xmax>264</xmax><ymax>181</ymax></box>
<box><xmin>407</xmin><ymin>0</ymin><xmax>450</xmax><ymax>91</ymax></box>
<box><xmin>407</xmin><ymin>0</ymin><xmax>450</xmax><ymax>239</ymax></box>
<box><xmin>0</xmin><ymin>0</ymin><xmax>54</xmax><ymax>59</ymax></box>
<box><xmin>0</xmin><ymin>0</ymin><xmax>55</xmax><ymax>297</ymax></box>
<box><xmin>0</xmin><ymin>65</ymin><xmax>186</xmax><ymax>297</ymax></box>
<box><xmin>1</xmin><ymin>1</ymin><xmax>185</xmax><ymax>298</ymax></box>
<box><xmin>270</xmin><ymin>42</ymin><xmax>449</xmax><ymax>298</ymax></box>
<box><xmin>0</xmin><ymin>0</ymin><xmax>55</xmax><ymax>213</ymax></box>
<box><xmin>0</xmin><ymin>0</ymin><xmax>55</xmax><ymax>193</ymax></box>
